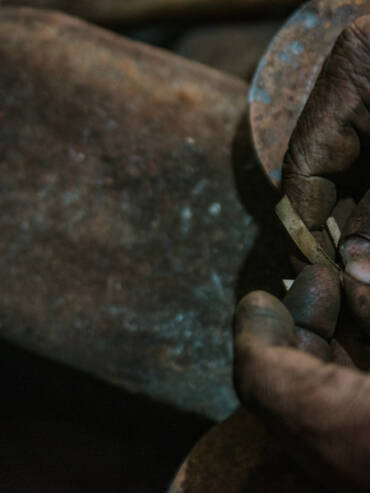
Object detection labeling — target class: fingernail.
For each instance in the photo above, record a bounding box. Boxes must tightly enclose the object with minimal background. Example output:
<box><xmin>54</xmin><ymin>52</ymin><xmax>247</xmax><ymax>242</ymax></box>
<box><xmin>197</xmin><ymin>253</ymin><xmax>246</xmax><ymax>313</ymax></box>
<box><xmin>341</xmin><ymin>236</ymin><xmax>370</xmax><ymax>284</ymax></box>
<box><xmin>235</xmin><ymin>291</ymin><xmax>295</xmax><ymax>347</ymax></box>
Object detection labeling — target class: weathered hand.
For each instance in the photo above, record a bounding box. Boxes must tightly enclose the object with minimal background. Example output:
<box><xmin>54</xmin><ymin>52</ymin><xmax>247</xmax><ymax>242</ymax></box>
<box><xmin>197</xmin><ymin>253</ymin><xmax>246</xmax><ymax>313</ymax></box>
<box><xmin>236</xmin><ymin>18</ymin><xmax>370</xmax><ymax>489</ymax></box>
<box><xmin>283</xmin><ymin>15</ymin><xmax>370</xmax><ymax>333</ymax></box>
<box><xmin>234</xmin><ymin>264</ymin><xmax>370</xmax><ymax>492</ymax></box>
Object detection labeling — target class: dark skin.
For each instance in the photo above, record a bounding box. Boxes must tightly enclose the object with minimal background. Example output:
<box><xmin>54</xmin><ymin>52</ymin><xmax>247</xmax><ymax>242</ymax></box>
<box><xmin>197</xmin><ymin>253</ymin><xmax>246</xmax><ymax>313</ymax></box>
<box><xmin>234</xmin><ymin>16</ymin><xmax>370</xmax><ymax>492</ymax></box>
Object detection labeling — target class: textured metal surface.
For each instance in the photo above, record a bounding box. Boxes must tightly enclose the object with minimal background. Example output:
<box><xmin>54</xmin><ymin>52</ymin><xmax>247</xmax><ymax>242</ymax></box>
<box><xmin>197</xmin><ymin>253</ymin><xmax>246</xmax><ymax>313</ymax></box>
<box><xmin>250</xmin><ymin>0</ymin><xmax>370</xmax><ymax>188</ymax></box>
<box><xmin>170</xmin><ymin>409</ymin><xmax>324</xmax><ymax>493</ymax></box>
<box><xmin>0</xmin><ymin>8</ymin><xmax>255</xmax><ymax>420</ymax></box>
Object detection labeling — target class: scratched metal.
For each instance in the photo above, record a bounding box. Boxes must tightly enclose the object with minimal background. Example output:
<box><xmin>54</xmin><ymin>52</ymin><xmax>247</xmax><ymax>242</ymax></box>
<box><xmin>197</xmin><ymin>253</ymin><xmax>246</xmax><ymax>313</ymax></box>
<box><xmin>0</xmin><ymin>8</ymin><xmax>255</xmax><ymax>420</ymax></box>
<box><xmin>169</xmin><ymin>409</ymin><xmax>325</xmax><ymax>493</ymax></box>
<box><xmin>250</xmin><ymin>0</ymin><xmax>370</xmax><ymax>188</ymax></box>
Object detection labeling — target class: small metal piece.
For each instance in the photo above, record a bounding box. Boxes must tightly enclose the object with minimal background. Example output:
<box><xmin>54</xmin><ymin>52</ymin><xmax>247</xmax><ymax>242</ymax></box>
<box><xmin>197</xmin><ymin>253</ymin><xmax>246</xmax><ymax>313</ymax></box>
<box><xmin>275</xmin><ymin>195</ymin><xmax>340</xmax><ymax>270</ymax></box>
<box><xmin>326</xmin><ymin>216</ymin><xmax>341</xmax><ymax>248</ymax></box>
<box><xmin>283</xmin><ymin>279</ymin><xmax>294</xmax><ymax>291</ymax></box>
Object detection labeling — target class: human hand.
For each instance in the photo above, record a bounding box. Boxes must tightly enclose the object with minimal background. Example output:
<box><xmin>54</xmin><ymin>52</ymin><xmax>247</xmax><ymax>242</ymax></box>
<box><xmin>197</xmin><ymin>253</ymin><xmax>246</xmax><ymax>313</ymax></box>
<box><xmin>282</xmin><ymin>14</ymin><xmax>370</xmax><ymax>333</ymax></box>
<box><xmin>234</xmin><ymin>264</ymin><xmax>370</xmax><ymax>492</ymax></box>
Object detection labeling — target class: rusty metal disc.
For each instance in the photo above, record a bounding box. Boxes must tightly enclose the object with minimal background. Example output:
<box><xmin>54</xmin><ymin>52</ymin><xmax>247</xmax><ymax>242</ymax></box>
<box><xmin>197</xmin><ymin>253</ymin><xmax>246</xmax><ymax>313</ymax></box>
<box><xmin>169</xmin><ymin>409</ymin><xmax>325</xmax><ymax>493</ymax></box>
<box><xmin>250</xmin><ymin>0</ymin><xmax>370</xmax><ymax>188</ymax></box>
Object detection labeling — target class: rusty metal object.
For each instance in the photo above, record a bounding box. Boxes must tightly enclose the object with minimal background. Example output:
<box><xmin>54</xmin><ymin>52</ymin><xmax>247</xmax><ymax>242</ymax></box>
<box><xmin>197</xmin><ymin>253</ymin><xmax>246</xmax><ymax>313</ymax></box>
<box><xmin>169</xmin><ymin>409</ymin><xmax>324</xmax><ymax>493</ymax></box>
<box><xmin>0</xmin><ymin>8</ymin><xmax>256</xmax><ymax>421</ymax></box>
<box><xmin>2</xmin><ymin>0</ymin><xmax>301</xmax><ymax>23</ymax></box>
<box><xmin>250</xmin><ymin>0</ymin><xmax>370</xmax><ymax>188</ymax></box>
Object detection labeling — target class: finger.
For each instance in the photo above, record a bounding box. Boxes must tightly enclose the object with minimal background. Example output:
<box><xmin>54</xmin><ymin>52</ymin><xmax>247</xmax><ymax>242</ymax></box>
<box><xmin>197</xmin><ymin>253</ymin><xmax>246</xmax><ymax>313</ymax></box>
<box><xmin>233</xmin><ymin>290</ymin><xmax>332</xmax><ymax>402</ymax></box>
<box><xmin>234</xmin><ymin>301</ymin><xmax>370</xmax><ymax>490</ymax></box>
<box><xmin>284</xmin><ymin>265</ymin><xmax>341</xmax><ymax>340</ymax></box>
<box><xmin>339</xmin><ymin>190</ymin><xmax>370</xmax><ymax>331</ymax></box>
<box><xmin>234</xmin><ymin>291</ymin><xmax>296</xmax><ymax>401</ymax></box>
<box><xmin>330</xmin><ymin>339</ymin><xmax>356</xmax><ymax>368</ymax></box>
<box><xmin>283</xmin><ymin>15</ymin><xmax>370</xmax><ymax>232</ymax></box>
<box><xmin>332</xmin><ymin>197</ymin><xmax>356</xmax><ymax>232</ymax></box>
<box><xmin>342</xmin><ymin>272</ymin><xmax>370</xmax><ymax>335</ymax></box>
<box><xmin>341</xmin><ymin>189</ymin><xmax>370</xmax><ymax>283</ymax></box>
<box><xmin>296</xmin><ymin>327</ymin><xmax>332</xmax><ymax>362</ymax></box>
<box><xmin>234</xmin><ymin>291</ymin><xmax>296</xmax><ymax>349</ymax></box>
<box><xmin>234</xmin><ymin>294</ymin><xmax>368</xmax><ymax>431</ymax></box>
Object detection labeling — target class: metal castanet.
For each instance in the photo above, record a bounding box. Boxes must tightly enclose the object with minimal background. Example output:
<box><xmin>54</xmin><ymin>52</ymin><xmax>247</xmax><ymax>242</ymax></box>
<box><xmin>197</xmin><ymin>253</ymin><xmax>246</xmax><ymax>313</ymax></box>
<box><xmin>169</xmin><ymin>409</ymin><xmax>324</xmax><ymax>493</ymax></box>
<box><xmin>250</xmin><ymin>0</ymin><xmax>370</xmax><ymax>188</ymax></box>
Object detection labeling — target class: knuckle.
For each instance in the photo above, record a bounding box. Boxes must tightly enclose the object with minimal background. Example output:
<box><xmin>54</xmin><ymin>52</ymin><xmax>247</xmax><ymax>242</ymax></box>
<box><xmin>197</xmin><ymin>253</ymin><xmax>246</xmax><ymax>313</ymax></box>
<box><xmin>341</xmin><ymin>16</ymin><xmax>370</xmax><ymax>59</ymax></box>
<box><xmin>350</xmin><ymin>15</ymin><xmax>370</xmax><ymax>50</ymax></box>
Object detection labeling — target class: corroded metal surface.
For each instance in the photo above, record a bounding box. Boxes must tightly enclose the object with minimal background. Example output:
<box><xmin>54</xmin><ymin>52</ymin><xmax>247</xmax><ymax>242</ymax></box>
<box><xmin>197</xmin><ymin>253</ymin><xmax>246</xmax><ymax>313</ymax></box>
<box><xmin>0</xmin><ymin>8</ymin><xmax>255</xmax><ymax>420</ymax></box>
<box><xmin>250</xmin><ymin>0</ymin><xmax>370</xmax><ymax>188</ymax></box>
<box><xmin>2</xmin><ymin>0</ymin><xmax>301</xmax><ymax>23</ymax></box>
<box><xmin>170</xmin><ymin>409</ymin><xmax>325</xmax><ymax>493</ymax></box>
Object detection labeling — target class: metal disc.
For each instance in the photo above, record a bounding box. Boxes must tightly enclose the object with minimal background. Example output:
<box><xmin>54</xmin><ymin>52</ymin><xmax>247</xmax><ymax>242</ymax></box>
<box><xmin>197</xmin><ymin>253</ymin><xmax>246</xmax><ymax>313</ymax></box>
<box><xmin>169</xmin><ymin>409</ymin><xmax>324</xmax><ymax>493</ymax></box>
<box><xmin>250</xmin><ymin>0</ymin><xmax>370</xmax><ymax>188</ymax></box>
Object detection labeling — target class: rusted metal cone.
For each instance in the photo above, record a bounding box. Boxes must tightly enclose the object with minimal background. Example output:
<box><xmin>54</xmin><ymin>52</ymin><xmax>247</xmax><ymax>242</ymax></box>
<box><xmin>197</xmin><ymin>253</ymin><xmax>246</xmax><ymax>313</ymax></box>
<box><xmin>2</xmin><ymin>0</ymin><xmax>301</xmax><ymax>23</ymax></box>
<box><xmin>0</xmin><ymin>8</ymin><xmax>255</xmax><ymax>421</ymax></box>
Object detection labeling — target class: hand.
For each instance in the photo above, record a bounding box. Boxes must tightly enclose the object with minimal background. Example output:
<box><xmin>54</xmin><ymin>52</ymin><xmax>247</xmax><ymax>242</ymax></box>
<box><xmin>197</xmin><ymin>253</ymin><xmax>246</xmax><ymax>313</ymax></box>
<box><xmin>283</xmin><ymin>15</ymin><xmax>370</xmax><ymax>332</ymax></box>
<box><xmin>235</xmin><ymin>17</ymin><xmax>370</xmax><ymax>490</ymax></box>
<box><xmin>234</xmin><ymin>265</ymin><xmax>370</xmax><ymax>492</ymax></box>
